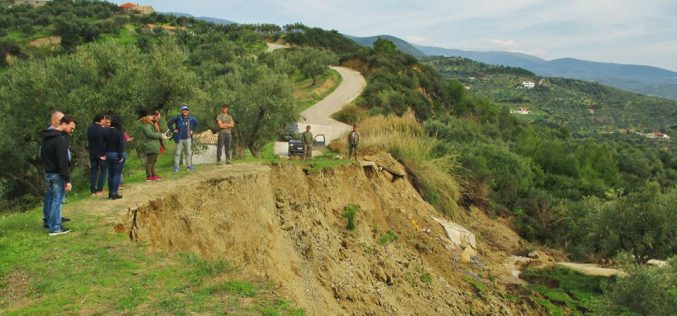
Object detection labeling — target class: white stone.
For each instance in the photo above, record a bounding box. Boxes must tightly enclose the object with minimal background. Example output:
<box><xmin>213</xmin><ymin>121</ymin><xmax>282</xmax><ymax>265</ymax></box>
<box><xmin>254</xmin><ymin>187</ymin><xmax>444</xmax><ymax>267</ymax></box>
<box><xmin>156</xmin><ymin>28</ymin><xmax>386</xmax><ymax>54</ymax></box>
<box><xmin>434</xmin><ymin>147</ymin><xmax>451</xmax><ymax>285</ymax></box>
<box><xmin>431</xmin><ymin>216</ymin><xmax>477</xmax><ymax>250</ymax></box>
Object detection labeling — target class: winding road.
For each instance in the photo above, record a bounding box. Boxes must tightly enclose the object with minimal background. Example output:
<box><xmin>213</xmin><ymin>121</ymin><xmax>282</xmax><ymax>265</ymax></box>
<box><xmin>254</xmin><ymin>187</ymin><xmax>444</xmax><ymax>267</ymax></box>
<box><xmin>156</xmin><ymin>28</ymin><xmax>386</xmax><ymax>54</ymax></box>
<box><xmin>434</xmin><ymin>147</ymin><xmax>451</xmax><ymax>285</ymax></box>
<box><xmin>274</xmin><ymin>66</ymin><xmax>367</xmax><ymax>156</ymax></box>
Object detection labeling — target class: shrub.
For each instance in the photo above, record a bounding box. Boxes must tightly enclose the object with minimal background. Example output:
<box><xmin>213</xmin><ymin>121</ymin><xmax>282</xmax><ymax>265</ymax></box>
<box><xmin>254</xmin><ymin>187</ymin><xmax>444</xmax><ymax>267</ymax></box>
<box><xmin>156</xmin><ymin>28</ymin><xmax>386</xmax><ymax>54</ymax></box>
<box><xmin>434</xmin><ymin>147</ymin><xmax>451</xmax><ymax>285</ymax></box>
<box><xmin>331</xmin><ymin>103</ymin><xmax>368</xmax><ymax>125</ymax></box>
<box><xmin>342</xmin><ymin>204</ymin><xmax>360</xmax><ymax>230</ymax></box>
<box><xmin>594</xmin><ymin>258</ymin><xmax>677</xmax><ymax>316</ymax></box>
<box><xmin>581</xmin><ymin>185</ymin><xmax>677</xmax><ymax>262</ymax></box>
<box><xmin>378</xmin><ymin>230</ymin><xmax>398</xmax><ymax>245</ymax></box>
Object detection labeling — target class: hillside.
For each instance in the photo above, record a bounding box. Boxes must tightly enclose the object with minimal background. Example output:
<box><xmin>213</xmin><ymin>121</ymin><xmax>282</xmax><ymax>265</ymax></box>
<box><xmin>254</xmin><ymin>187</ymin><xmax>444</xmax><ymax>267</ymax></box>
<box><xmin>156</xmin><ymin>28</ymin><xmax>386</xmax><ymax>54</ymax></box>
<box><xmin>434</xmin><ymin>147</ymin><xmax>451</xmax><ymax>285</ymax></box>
<box><xmin>116</xmin><ymin>157</ymin><xmax>539</xmax><ymax>315</ymax></box>
<box><xmin>345</xmin><ymin>34</ymin><xmax>426</xmax><ymax>57</ymax></box>
<box><xmin>417</xmin><ymin>45</ymin><xmax>677</xmax><ymax>100</ymax></box>
<box><xmin>423</xmin><ymin>55</ymin><xmax>677</xmax><ymax>140</ymax></box>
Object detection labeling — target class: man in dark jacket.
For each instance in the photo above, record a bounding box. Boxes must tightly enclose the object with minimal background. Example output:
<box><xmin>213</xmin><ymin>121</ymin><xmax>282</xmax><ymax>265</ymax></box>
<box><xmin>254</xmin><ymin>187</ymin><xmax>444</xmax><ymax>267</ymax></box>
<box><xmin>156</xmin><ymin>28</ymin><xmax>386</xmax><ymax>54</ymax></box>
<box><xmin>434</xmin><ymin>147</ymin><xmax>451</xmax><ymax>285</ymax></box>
<box><xmin>41</xmin><ymin>116</ymin><xmax>77</xmax><ymax>236</ymax></box>
<box><xmin>87</xmin><ymin>113</ymin><xmax>108</xmax><ymax>195</ymax></box>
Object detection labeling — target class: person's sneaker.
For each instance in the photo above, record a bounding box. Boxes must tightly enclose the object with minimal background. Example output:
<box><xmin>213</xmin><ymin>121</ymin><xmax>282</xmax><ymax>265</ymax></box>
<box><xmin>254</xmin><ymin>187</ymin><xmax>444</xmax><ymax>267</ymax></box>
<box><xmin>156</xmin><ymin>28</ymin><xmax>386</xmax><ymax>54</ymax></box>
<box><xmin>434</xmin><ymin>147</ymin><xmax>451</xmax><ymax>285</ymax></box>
<box><xmin>173</xmin><ymin>165</ymin><xmax>180</xmax><ymax>173</ymax></box>
<box><xmin>109</xmin><ymin>194</ymin><xmax>123</xmax><ymax>200</ymax></box>
<box><xmin>49</xmin><ymin>227</ymin><xmax>71</xmax><ymax>236</ymax></box>
<box><xmin>216</xmin><ymin>161</ymin><xmax>223</xmax><ymax>165</ymax></box>
<box><xmin>154</xmin><ymin>175</ymin><xmax>162</xmax><ymax>180</ymax></box>
<box><xmin>226</xmin><ymin>160</ymin><xmax>233</xmax><ymax>165</ymax></box>
<box><xmin>146</xmin><ymin>176</ymin><xmax>153</xmax><ymax>182</ymax></box>
<box><xmin>62</xmin><ymin>217</ymin><xmax>71</xmax><ymax>222</ymax></box>
<box><xmin>187</xmin><ymin>165</ymin><xmax>194</xmax><ymax>171</ymax></box>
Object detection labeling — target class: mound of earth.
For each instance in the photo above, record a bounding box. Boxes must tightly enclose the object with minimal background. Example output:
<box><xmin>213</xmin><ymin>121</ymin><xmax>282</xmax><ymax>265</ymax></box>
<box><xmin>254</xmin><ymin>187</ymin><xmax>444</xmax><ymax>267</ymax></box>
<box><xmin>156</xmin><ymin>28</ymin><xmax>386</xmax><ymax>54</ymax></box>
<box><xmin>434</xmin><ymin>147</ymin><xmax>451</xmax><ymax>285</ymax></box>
<box><xmin>114</xmin><ymin>152</ymin><xmax>543</xmax><ymax>315</ymax></box>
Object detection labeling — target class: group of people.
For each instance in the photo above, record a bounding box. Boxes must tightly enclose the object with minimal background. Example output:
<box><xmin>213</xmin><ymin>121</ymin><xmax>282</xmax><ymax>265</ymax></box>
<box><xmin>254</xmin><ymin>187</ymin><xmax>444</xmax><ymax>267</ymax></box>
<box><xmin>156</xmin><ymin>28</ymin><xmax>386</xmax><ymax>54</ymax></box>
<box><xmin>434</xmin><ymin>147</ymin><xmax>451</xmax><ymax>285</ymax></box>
<box><xmin>40</xmin><ymin>104</ymin><xmax>232</xmax><ymax>236</ymax></box>
<box><xmin>40</xmin><ymin>103</ymin><xmax>364</xmax><ymax>236</ymax></box>
<box><xmin>86</xmin><ymin>113</ymin><xmax>132</xmax><ymax>201</ymax></box>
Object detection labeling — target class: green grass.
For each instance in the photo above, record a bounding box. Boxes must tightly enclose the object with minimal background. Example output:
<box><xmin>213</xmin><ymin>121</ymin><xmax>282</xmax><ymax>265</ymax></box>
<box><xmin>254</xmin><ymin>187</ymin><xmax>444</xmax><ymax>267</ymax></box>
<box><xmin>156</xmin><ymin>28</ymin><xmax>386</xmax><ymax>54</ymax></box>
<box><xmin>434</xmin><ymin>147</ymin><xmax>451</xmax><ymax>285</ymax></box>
<box><xmin>0</xmin><ymin>197</ymin><xmax>303</xmax><ymax>314</ymax></box>
<box><xmin>464</xmin><ymin>275</ymin><xmax>487</xmax><ymax>295</ymax></box>
<box><xmin>3</xmin><ymin>31</ymin><xmax>27</xmax><ymax>42</ymax></box>
<box><xmin>99</xmin><ymin>23</ymin><xmax>138</xmax><ymax>45</ymax></box>
<box><xmin>522</xmin><ymin>266</ymin><xmax>607</xmax><ymax>315</ymax></box>
<box><xmin>378</xmin><ymin>230</ymin><xmax>398</xmax><ymax>245</ymax></box>
<box><xmin>0</xmin><ymin>141</ymin><xmax>303</xmax><ymax>314</ymax></box>
<box><xmin>294</xmin><ymin>68</ymin><xmax>342</xmax><ymax>112</ymax></box>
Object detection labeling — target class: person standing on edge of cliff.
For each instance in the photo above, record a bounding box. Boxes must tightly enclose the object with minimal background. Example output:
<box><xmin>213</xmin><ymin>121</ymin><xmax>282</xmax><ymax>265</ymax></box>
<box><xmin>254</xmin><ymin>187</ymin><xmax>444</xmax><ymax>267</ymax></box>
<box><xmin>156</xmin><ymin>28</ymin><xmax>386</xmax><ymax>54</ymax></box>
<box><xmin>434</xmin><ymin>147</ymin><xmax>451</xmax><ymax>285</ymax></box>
<box><xmin>41</xmin><ymin>115</ymin><xmax>77</xmax><ymax>236</ymax></box>
<box><xmin>302</xmin><ymin>125</ymin><xmax>313</xmax><ymax>160</ymax></box>
<box><xmin>168</xmin><ymin>104</ymin><xmax>198</xmax><ymax>172</ymax></box>
<box><xmin>216</xmin><ymin>104</ymin><xmax>235</xmax><ymax>165</ymax></box>
<box><xmin>348</xmin><ymin>125</ymin><xmax>360</xmax><ymax>161</ymax></box>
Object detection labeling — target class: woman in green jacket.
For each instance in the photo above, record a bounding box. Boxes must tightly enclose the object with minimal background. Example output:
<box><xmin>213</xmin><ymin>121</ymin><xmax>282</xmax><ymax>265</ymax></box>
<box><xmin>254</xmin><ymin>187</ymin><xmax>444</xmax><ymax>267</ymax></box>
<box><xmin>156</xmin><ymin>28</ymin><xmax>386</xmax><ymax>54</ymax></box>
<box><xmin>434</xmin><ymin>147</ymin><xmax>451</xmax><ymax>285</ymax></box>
<box><xmin>140</xmin><ymin>110</ymin><xmax>167</xmax><ymax>181</ymax></box>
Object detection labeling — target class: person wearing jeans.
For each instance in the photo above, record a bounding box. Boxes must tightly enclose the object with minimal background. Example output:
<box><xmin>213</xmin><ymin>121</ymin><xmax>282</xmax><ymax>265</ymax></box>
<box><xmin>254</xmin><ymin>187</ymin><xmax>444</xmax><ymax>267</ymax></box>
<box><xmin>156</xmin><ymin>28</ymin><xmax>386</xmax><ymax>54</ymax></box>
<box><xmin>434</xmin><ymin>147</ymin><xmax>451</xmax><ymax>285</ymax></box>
<box><xmin>87</xmin><ymin>113</ymin><xmax>108</xmax><ymax>195</ymax></box>
<box><xmin>41</xmin><ymin>116</ymin><xmax>77</xmax><ymax>235</ymax></box>
<box><xmin>167</xmin><ymin>104</ymin><xmax>198</xmax><ymax>172</ymax></box>
<box><xmin>216</xmin><ymin>104</ymin><xmax>235</xmax><ymax>164</ymax></box>
<box><xmin>105</xmin><ymin>151</ymin><xmax>126</xmax><ymax>199</ymax></box>
<box><xmin>103</xmin><ymin>116</ymin><xmax>126</xmax><ymax>200</ymax></box>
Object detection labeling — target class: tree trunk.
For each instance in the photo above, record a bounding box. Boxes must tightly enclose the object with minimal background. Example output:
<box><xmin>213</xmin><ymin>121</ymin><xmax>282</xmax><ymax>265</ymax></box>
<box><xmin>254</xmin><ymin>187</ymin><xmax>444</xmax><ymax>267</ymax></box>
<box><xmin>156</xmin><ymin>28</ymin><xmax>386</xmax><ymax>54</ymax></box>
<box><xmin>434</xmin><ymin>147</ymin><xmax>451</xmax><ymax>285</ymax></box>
<box><xmin>248</xmin><ymin>144</ymin><xmax>260</xmax><ymax>158</ymax></box>
<box><xmin>247</xmin><ymin>107</ymin><xmax>266</xmax><ymax>158</ymax></box>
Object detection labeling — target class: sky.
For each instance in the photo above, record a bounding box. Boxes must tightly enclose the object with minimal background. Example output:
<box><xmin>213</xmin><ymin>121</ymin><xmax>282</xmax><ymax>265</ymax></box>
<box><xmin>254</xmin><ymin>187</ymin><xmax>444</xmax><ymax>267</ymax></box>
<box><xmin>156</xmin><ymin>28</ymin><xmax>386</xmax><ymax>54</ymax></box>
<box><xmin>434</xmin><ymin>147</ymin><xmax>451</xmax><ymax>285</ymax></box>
<box><xmin>117</xmin><ymin>0</ymin><xmax>677</xmax><ymax>71</ymax></box>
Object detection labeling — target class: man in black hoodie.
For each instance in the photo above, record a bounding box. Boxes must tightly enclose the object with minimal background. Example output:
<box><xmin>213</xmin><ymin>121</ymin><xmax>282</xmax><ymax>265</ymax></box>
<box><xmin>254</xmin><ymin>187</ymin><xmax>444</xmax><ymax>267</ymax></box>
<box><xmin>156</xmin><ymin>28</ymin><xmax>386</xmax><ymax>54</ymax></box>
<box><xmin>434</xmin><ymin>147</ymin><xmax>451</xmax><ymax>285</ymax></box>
<box><xmin>87</xmin><ymin>113</ymin><xmax>108</xmax><ymax>195</ymax></box>
<box><xmin>41</xmin><ymin>116</ymin><xmax>77</xmax><ymax>236</ymax></box>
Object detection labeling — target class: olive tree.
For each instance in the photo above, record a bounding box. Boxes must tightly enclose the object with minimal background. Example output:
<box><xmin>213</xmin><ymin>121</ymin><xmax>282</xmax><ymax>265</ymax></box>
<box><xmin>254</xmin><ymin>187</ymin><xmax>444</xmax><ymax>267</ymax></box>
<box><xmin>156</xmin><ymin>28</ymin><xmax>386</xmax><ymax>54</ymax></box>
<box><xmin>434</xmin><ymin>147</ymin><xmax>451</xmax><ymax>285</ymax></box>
<box><xmin>0</xmin><ymin>39</ymin><xmax>198</xmax><ymax>206</ymax></box>
<box><xmin>219</xmin><ymin>58</ymin><xmax>297</xmax><ymax>157</ymax></box>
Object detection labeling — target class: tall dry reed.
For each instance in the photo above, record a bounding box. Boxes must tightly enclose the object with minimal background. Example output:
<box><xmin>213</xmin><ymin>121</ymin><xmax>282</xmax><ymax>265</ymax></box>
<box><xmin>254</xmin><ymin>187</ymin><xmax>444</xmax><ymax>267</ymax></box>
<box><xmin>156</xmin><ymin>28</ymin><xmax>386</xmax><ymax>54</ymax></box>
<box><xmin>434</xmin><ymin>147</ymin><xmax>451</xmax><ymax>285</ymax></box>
<box><xmin>358</xmin><ymin>113</ymin><xmax>462</xmax><ymax>217</ymax></box>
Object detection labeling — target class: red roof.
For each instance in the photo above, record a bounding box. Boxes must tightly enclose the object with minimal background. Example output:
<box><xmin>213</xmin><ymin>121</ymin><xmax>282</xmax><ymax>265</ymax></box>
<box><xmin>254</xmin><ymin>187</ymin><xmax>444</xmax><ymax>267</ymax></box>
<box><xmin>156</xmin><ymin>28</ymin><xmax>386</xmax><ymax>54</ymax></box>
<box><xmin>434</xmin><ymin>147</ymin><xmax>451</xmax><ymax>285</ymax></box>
<box><xmin>119</xmin><ymin>2</ymin><xmax>136</xmax><ymax>9</ymax></box>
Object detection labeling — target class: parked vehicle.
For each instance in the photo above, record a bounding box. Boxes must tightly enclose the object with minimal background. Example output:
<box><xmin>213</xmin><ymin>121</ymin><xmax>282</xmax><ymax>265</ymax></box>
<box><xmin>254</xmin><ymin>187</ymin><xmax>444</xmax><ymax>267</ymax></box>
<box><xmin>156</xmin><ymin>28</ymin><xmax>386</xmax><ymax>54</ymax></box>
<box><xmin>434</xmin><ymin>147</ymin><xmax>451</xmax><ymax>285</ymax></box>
<box><xmin>288</xmin><ymin>134</ymin><xmax>326</xmax><ymax>156</ymax></box>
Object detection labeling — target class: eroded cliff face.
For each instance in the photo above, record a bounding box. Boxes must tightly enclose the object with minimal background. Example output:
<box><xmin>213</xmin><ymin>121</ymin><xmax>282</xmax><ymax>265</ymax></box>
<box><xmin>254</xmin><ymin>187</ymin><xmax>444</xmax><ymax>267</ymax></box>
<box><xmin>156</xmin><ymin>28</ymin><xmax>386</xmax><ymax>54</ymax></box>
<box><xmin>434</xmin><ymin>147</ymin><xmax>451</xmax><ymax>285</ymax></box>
<box><xmin>121</xmin><ymin>154</ymin><xmax>542</xmax><ymax>315</ymax></box>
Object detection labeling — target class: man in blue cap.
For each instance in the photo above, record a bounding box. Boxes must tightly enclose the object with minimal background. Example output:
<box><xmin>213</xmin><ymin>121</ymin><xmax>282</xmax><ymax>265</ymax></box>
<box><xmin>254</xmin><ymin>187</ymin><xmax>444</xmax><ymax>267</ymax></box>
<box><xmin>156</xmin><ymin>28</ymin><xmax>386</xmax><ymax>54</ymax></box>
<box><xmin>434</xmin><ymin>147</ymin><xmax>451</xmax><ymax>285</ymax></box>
<box><xmin>167</xmin><ymin>104</ymin><xmax>198</xmax><ymax>172</ymax></box>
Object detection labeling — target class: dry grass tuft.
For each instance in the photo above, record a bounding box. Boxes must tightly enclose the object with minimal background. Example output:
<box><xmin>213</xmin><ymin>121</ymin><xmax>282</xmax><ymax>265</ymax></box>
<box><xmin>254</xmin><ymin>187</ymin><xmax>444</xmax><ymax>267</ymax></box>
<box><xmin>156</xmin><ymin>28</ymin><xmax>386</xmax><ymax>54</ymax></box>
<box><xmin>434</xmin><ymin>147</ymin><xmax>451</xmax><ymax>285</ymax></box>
<box><xmin>358</xmin><ymin>112</ymin><xmax>462</xmax><ymax>217</ymax></box>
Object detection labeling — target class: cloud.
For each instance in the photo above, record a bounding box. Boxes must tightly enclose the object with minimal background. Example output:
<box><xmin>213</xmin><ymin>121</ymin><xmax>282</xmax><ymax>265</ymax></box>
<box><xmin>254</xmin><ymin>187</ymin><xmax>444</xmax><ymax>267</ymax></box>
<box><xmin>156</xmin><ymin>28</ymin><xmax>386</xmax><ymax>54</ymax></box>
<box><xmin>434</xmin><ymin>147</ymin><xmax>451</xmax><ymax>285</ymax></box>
<box><xmin>405</xmin><ymin>36</ymin><xmax>435</xmax><ymax>45</ymax></box>
<box><xmin>489</xmin><ymin>39</ymin><xmax>518</xmax><ymax>49</ymax></box>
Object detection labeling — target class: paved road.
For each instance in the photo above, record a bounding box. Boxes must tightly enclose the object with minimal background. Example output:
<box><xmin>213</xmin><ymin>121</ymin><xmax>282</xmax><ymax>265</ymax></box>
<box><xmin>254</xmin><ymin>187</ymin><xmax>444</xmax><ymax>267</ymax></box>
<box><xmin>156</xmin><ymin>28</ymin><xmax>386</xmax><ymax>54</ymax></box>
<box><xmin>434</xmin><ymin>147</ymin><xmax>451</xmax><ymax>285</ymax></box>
<box><xmin>275</xmin><ymin>66</ymin><xmax>366</xmax><ymax>157</ymax></box>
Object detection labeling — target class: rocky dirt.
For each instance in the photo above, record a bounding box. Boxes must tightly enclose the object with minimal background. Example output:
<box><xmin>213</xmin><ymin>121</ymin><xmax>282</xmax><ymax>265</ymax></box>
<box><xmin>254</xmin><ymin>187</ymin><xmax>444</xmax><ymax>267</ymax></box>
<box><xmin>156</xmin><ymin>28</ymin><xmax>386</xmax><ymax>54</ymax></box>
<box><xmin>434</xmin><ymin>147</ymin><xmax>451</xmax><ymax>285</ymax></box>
<box><xmin>108</xmin><ymin>153</ymin><xmax>545</xmax><ymax>315</ymax></box>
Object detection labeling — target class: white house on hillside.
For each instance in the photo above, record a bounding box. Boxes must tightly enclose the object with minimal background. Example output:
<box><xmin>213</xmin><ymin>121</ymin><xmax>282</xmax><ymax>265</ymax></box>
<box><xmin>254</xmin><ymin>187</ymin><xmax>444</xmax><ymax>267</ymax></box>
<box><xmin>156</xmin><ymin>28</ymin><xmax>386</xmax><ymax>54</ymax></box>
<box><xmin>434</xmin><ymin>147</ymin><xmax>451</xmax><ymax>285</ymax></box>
<box><xmin>510</xmin><ymin>107</ymin><xmax>531</xmax><ymax>115</ymax></box>
<box><xmin>521</xmin><ymin>81</ymin><xmax>535</xmax><ymax>89</ymax></box>
<box><xmin>646</xmin><ymin>132</ymin><xmax>671</xmax><ymax>140</ymax></box>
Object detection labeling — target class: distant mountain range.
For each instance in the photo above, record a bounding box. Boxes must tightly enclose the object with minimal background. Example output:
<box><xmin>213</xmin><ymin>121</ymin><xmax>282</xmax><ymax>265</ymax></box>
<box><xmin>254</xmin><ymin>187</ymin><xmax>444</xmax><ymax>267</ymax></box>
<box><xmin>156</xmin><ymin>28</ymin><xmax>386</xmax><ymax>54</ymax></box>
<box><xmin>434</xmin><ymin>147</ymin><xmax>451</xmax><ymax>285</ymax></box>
<box><xmin>416</xmin><ymin>45</ymin><xmax>677</xmax><ymax>100</ymax></box>
<box><xmin>346</xmin><ymin>34</ymin><xmax>677</xmax><ymax>100</ymax></box>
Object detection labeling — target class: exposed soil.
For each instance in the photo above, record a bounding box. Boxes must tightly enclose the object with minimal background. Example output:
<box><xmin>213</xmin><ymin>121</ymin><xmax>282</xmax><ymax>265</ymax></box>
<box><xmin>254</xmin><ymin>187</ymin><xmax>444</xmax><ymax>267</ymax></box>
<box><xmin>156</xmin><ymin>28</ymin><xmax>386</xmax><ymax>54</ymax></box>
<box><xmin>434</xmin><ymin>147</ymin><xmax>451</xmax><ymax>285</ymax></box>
<box><xmin>28</xmin><ymin>36</ymin><xmax>61</xmax><ymax>47</ymax></box>
<box><xmin>109</xmin><ymin>154</ymin><xmax>544</xmax><ymax>315</ymax></box>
